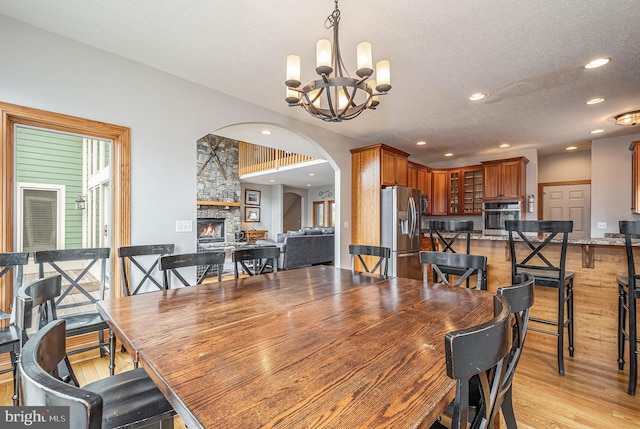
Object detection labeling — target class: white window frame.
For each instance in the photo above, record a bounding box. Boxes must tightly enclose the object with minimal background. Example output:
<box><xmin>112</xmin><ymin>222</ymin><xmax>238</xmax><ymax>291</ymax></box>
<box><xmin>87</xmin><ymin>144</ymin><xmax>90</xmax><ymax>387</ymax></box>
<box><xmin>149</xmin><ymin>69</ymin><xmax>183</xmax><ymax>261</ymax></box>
<box><xmin>16</xmin><ymin>182</ymin><xmax>66</xmax><ymax>252</ymax></box>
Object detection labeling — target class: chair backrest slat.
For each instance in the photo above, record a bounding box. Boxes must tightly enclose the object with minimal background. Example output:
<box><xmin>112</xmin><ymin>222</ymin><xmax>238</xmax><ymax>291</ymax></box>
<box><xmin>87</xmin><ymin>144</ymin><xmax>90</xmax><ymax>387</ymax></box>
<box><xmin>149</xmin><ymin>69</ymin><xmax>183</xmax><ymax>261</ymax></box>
<box><xmin>419</xmin><ymin>251</ymin><xmax>487</xmax><ymax>290</ymax></box>
<box><xmin>232</xmin><ymin>247</ymin><xmax>280</xmax><ymax>278</ymax></box>
<box><xmin>159</xmin><ymin>252</ymin><xmax>225</xmax><ymax>287</ymax></box>
<box><xmin>349</xmin><ymin>245</ymin><xmax>391</xmax><ymax>276</ymax></box>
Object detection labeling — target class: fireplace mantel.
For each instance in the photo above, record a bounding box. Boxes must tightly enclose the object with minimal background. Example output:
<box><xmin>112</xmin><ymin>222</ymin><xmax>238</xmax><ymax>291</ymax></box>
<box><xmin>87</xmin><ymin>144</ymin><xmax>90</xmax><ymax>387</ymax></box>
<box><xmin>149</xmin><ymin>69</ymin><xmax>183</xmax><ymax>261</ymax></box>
<box><xmin>197</xmin><ymin>200</ymin><xmax>240</xmax><ymax>207</ymax></box>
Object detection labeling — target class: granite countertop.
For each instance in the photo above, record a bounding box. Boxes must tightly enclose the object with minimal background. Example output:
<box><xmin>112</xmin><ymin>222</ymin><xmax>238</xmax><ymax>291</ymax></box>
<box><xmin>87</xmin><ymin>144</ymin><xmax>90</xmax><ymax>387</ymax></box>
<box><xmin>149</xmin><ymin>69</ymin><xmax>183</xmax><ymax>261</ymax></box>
<box><xmin>421</xmin><ymin>231</ymin><xmax>627</xmax><ymax>246</ymax></box>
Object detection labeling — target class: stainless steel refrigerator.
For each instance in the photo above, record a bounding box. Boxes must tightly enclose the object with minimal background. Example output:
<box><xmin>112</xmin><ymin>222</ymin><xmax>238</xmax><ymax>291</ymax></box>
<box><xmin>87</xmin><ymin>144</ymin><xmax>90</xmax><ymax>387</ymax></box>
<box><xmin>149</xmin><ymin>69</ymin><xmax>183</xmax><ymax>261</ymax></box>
<box><xmin>381</xmin><ymin>186</ymin><xmax>422</xmax><ymax>279</ymax></box>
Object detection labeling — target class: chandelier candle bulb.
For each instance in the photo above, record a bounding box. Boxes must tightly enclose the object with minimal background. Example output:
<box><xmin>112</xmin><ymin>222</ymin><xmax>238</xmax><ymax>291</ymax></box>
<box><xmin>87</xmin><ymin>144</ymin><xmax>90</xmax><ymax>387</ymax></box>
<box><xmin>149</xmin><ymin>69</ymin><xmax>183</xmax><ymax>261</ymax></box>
<box><xmin>356</xmin><ymin>42</ymin><xmax>373</xmax><ymax>77</ymax></box>
<box><xmin>316</xmin><ymin>39</ymin><xmax>333</xmax><ymax>75</ymax></box>
<box><xmin>285</xmin><ymin>55</ymin><xmax>301</xmax><ymax>88</ymax></box>
<box><xmin>376</xmin><ymin>60</ymin><xmax>391</xmax><ymax>92</ymax></box>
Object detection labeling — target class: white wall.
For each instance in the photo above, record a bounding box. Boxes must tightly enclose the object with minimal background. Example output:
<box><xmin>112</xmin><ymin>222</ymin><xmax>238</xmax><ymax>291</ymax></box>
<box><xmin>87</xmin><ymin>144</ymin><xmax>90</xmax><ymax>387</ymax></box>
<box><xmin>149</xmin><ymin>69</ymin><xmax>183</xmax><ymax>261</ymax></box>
<box><xmin>307</xmin><ymin>185</ymin><xmax>336</xmax><ymax>227</ymax></box>
<box><xmin>0</xmin><ymin>15</ymin><xmax>359</xmax><ymax>269</ymax></box>
<box><xmin>539</xmin><ymin>150</ymin><xmax>591</xmax><ymax>182</ymax></box>
<box><xmin>591</xmin><ymin>133</ymin><xmax>640</xmax><ymax>237</ymax></box>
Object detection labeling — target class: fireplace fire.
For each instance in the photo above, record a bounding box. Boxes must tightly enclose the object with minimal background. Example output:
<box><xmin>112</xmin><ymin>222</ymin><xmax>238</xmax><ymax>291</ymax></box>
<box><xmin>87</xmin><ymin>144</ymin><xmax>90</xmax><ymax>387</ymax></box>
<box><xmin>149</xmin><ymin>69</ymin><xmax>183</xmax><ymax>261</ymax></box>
<box><xmin>197</xmin><ymin>218</ymin><xmax>225</xmax><ymax>243</ymax></box>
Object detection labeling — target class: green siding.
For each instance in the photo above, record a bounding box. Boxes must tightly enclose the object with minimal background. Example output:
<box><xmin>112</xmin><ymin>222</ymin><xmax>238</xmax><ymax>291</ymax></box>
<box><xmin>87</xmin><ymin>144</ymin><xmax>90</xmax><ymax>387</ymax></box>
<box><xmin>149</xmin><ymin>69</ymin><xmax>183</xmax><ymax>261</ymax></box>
<box><xmin>16</xmin><ymin>127</ymin><xmax>84</xmax><ymax>249</ymax></box>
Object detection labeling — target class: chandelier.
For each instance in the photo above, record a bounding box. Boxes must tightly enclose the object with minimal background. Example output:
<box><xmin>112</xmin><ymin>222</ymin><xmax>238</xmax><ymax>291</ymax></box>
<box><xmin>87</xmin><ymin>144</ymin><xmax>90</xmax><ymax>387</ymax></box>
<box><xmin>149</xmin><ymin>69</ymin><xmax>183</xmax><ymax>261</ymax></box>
<box><xmin>284</xmin><ymin>0</ymin><xmax>391</xmax><ymax>122</ymax></box>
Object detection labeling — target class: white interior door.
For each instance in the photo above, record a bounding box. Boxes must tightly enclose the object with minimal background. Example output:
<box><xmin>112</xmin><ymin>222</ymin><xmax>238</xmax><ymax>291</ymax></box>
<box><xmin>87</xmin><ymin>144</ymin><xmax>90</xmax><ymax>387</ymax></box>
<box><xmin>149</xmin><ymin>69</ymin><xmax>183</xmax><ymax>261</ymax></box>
<box><xmin>542</xmin><ymin>184</ymin><xmax>591</xmax><ymax>239</ymax></box>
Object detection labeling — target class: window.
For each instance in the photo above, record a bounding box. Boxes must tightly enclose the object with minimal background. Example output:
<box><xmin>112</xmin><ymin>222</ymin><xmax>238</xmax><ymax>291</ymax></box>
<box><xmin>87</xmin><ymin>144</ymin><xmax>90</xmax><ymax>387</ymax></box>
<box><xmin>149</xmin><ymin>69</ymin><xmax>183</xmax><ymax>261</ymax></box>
<box><xmin>17</xmin><ymin>184</ymin><xmax>64</xmax><ymax>252</ymax></box>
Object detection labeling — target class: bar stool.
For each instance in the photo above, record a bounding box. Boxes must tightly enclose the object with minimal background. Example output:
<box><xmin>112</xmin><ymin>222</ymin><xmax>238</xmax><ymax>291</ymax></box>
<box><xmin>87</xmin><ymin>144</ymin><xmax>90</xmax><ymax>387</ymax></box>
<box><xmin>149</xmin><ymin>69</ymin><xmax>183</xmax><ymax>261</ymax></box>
<box><xmin>505</xmin><ymin>220</ymin><xmax>574</xmax><ymax>375</ymax></box>
<box><xmin>617</xmin><ymin>220</ymin><xmax>640</xmax><ymax>395</ymax></box>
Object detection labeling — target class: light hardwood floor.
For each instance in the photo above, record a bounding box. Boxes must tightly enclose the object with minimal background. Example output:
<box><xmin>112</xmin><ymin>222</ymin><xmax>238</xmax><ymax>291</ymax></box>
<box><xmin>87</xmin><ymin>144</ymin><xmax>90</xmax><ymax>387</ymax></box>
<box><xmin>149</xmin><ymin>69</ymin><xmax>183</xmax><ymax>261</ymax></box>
<box><xmin>2</xmin><ymin>330</ymin><xmax>639</xmax><ymax>428</ymax></box>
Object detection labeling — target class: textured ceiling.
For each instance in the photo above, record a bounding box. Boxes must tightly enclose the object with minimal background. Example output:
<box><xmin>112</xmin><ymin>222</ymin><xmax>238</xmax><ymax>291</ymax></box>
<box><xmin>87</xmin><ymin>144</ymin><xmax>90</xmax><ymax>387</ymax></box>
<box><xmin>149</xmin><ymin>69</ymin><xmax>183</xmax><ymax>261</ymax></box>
<box><xmin>1</xmin><ymin>0</ymin><xmax>639</xmax><ymax>173</ymax></box>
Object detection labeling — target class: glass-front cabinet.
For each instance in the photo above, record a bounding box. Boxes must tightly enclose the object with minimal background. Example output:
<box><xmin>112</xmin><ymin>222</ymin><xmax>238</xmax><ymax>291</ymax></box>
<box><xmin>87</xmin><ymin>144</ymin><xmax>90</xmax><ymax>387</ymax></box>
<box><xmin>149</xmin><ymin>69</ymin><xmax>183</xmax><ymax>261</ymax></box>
<box><xmin>448</xmin><ymin>166</ymin><xmax>483</xmax><ymax>215</ymax></box>
<box><xmin>463</xmin><ymin>168</ymin><xmax>483</xmax><ymax>213</ymax></box>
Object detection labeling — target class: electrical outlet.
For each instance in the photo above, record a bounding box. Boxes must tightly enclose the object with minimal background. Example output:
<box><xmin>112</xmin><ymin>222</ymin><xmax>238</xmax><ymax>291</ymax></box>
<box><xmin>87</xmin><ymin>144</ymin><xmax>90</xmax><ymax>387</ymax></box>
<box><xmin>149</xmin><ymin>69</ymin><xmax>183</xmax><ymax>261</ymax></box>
<box><xmin>597</xmin><ymin>222</ymin><xmax>607</xmax><ymax>229</ymax></box>
<box><xmin>175</xmin><ymin>220</ymin><xmax>192</xmax><ymax>232</ymax></box>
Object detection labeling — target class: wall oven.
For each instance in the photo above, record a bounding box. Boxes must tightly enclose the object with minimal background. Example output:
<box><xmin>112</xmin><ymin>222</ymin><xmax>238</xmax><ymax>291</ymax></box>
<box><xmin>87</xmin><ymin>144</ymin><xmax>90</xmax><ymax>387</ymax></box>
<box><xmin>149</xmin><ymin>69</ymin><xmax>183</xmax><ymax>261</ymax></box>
<box><xmin>482</xmin><ymin>201</ymin><xmax>522</xmax><ymax>235</ymax></box>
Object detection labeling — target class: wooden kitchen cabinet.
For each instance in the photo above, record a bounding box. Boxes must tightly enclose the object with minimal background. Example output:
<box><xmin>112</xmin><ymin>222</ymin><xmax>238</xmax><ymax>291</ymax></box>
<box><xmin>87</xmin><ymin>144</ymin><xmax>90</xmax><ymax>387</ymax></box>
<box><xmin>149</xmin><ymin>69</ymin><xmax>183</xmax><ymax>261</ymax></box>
<box><xmin>350</xmin><ymin>144</ymin><xmax>412</xmax><ymax>253</ymax></box>
<box><xmin>481</xmin><ymin>157</ymin><xmax>528</xmax><ymax>201</ymax></box>
<box><xmin>381</xmin><ymin>146</ymin><xmax>408</xmax><ymax>186</ymax></box>
<box><xmin>431</xmin><ymin>169</ymin><xmax>449</xmax><ymax>215</ymax></box>
<box><xmin>407</xmin><ymin>161</ymin><xmax>420</xmax><ymax>189</ymax></box>
<box><xmin>631</xmin><ymin>141</ymin><xmax>640</xmax><ymax>213</ymax></box>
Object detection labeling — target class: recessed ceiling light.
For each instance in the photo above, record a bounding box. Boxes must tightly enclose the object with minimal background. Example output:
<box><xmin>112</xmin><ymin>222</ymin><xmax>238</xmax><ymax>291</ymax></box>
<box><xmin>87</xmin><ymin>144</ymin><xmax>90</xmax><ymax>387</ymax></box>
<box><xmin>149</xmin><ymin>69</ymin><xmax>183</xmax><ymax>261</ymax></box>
<box><xmin>269</xmin><ymin>179</ymin><xmax>275</xmax><ymax>182</ymax></box>
<box><xmin>308</xmin><ymin>173</ymin><xmax>315</xmax><ymax>176</ymax></box>
<box><xmin>590</xmin><ymin>129</ymin><xmax>605</xmax><ymax>134</ymax></box>
<box><xmin>306</xmin><ymin>184</ymin><xmax>311</xmax><ymax>187</ymax></box>
<box><xmin>584</xmin><ymin>58</ymin><xmax>611</xmax><ymax>69</ymax></box>
<box><xmin>444</xmin><ymin>153</ymin><xmax>453</xmax><ymax>157</ymax></box>
<box><xmin>499</xmin><ymin>143</ymin><xmax>510</xmax><ymax>148</ymax></box>
<box><xmin>586</xmin><ymin>97</ymin><xmax>605</xmax><ymax>105</ymax></box>
<box><xmin>261</xmin><ymin>130</ymin><xmax>272</xmax><ymax>135</ymax></box>
<box><xmin>566</xmin><ymin>146</ymin><xmax>578</xmax><ymax>151</ymax></box>
<box><xmin>416</xmin><ymin>141</ymin><xmax>427</xmax><ymax>146</ymax></box>
<box><xmin>468</xmin><ymin>93</ymin><xmax>487</xmax><ymax>101</ymax></box>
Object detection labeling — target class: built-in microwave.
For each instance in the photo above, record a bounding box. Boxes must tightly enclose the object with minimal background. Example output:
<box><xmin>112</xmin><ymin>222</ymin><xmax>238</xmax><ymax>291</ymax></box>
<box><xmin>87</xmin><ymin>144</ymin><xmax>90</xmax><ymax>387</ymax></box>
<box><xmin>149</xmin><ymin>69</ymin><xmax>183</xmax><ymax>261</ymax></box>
<box><xmin>482</xmin><ymin>201</ymin><xmax>522</xmax><ymax>235</ymax></box>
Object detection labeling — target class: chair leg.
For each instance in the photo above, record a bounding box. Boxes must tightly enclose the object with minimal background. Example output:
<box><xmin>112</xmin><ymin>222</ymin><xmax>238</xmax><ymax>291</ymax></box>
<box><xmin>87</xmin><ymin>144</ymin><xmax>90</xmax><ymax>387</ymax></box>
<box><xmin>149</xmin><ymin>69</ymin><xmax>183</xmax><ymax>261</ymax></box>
<box><xmin>98</xmin><ymin>330</ymin><xmax>105</xmax><ymax>358</ymax></box>
<box><xmin>501</xmin><ymin>387</ymin><xmax>517</xmax><ymax>429</ymax></box>
<box><xmin>629</xmin><ymin>297</ymin><xmax>637</xmax><ymax>395</ymax></box>
<box><xmin>557</xmin><ymin>285</ymin><xmax>565</xmax><ymax>376</ymax></box>
<box><xmin>619</xmin><ymin>284</ymin><xmax>627</xmax><ymax>370</ymax></box>
<box><xmin>109</xmin><ymin>330</ymin><xmax>116</xmax><ymax>376</ymax></box>
<box><xmin>10</xmin><ymin>350</ymin><xmax>18</xmax><ymax>406</ymax></box>
<box><xmin>567</xmin><ymin>280</ymin><xmax>575</xmax><ymax>358</ymax></box>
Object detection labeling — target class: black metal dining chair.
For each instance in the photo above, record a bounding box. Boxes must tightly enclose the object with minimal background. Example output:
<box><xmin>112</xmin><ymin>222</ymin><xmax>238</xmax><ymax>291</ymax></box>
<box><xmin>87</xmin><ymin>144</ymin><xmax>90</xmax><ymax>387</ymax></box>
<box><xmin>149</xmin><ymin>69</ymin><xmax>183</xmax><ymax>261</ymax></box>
<box><xmin>0</xmin><ymin>252</ymin><xmax>29</xmax><ymax>405</ymax></box>
<box><xmin>119</xmin><ymin>243</ymin><xmax>175</xmax><ymax>295</ymax></box>
<box><xmin>348</xmin><ymin>244</ymin><xmax>391</xmax><ymax>276</ymax></box>
<box><xmin>159</xmin><ymin>251</ymin><xmax>225</xmax><ymax>288</ymax></box>
<box><xmin>424</xmin><ymin>220</ymin><xmax>475</xmax><ymax>286</ymax></box>
<box><xmin>505</xmin><ymin>219</ymin><xmax>574</xmax><ymax>376</ymax></box>
<box><xmin>431</xmin><ymin>294</ymin><xmax>512</xmax><ymax>429</ymax></box>
<box><xmin>232</xmin><ymin>246</ymin><xmax>280</xmax><ymax>278</ymax></box>
<box><xmin>19</xmin><ymin>319</ymin><xmax>176</xmax><ymax>429</ymax></box>
<box><xmin>419</xmin><ymin>251</ymin><xmax>488</xmax><ymax>290</ymax></box>
<box><xmin>34</xmin><ymin>248</ymin><xmax>115</xmax><ymax>375</ymax></box>
<box><xmin>617</xmin><ymin>220</ymin><xmax>640</xmax><ymax>395</ymax></box>
<box><xmin>432</xmin><ymin>273</ymin><xmax>534</xmax><ymax>429</ymax></box>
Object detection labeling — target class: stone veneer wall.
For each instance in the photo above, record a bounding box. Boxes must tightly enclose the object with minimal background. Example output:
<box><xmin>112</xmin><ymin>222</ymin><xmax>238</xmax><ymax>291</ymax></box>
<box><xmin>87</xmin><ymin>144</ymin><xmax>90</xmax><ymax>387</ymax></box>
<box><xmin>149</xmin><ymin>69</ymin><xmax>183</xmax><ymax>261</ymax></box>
<box><xmin>196</xmin><ymin>134</ymin><xmax>241</xmax><ymax>243</ymax></box>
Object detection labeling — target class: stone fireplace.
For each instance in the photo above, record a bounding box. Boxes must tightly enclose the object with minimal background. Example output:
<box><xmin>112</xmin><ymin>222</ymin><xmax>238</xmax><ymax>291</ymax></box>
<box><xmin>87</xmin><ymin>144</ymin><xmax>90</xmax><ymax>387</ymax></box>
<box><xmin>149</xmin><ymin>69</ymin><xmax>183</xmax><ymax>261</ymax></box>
<box><xmin>196</xmin><ymin>134</ymin><xmax>242</xmax><ymax>277</ymax></box>
<box><xmin>196</xmin><ymin>134</ymin><xmax>241</xmax><ymax>243</ymax></box>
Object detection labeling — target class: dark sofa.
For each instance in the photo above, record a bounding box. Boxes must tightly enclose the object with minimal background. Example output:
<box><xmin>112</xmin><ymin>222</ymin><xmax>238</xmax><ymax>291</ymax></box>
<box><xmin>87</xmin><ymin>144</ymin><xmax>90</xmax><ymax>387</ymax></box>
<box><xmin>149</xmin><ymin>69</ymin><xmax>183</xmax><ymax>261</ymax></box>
<box><xmin>256</xmin><ymin>227</ymin><xmax>334</xmax><ymax>270</ymax></box>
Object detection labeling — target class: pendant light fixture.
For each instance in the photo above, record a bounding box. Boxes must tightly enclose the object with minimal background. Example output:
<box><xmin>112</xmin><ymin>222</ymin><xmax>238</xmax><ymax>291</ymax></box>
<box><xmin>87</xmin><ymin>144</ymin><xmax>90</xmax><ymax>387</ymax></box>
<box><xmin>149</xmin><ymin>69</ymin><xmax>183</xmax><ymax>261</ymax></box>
<box><xmin>284</xmin><ymin>0</ymin><xmax>391</xmax><ymax>122</ymax></box>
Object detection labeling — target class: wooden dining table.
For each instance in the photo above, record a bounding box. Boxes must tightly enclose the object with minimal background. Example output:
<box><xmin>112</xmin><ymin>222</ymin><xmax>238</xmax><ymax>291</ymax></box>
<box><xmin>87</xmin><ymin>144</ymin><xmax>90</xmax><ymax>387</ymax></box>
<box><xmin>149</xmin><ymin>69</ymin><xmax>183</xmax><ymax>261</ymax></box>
<box><xmin>97</xmin><ymin>265</ymin><xmax>496</xmax><ymax>429</ymax></box>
